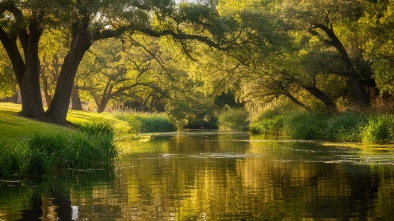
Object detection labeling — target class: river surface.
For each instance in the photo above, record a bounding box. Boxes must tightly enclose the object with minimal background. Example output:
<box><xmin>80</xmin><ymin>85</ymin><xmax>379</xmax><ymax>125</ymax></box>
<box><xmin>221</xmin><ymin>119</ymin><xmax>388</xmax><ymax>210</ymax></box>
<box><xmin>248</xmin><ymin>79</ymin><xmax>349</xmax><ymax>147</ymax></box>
<box><xmin>1</xmin><ymin>130</ymin><xmax>394</xmax><ymax>220</ymax></box>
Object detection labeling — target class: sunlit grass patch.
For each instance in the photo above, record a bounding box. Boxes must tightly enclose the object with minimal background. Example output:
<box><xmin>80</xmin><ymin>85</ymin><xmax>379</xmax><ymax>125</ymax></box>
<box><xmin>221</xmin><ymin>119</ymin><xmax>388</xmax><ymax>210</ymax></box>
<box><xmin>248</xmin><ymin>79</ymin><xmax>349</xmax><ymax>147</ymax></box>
<box><xmin>115</xmin><ymin>113</ymin><xmax>176</xmax><ymax>133</ymax></box>
<box><xmin>0</xmin><ymin>105</ymin><xmax>73</xmax><ymax>138</ymax></box>
<box><xmin>0</xmin><ymin>103</ymin><xmax>118</xmax><ymax>178</ymax></box>
<box><xmin>361</xmin><ymin>115</ymin><xmax>394</xmax><ymax>144</ymax></box>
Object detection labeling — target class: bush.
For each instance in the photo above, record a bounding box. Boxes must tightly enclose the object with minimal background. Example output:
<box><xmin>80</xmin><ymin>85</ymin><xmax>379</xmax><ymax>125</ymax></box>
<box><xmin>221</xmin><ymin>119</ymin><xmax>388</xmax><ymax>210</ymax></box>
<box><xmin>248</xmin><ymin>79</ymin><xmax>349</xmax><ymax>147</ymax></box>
<box><xmin>325</xmin><ymin>111</ymin><xmax>367</xmax><ymax>142</ymax></box>
<box><xmin>218</xmin><ymin>108</ymin><xmax>249</xmax><ymax>131</ymax></box>
<box><xmin>116</xmin><ymin>113</ymin><xmax>176</xmax><ymax>133</ymax></box>
<box><xmin>250</xmin><ymin>115</ymin><xmax>284</xmax><ymax>136</ymax></box>
<box><xmin>283</xmin><ymin>111</ymin><xmax>328</xmax><ymax>140</ymax></box>
<box><xmin>361</xmin><ymin>115</ymin><xmax>394</xmax><ymax>144</ymax></box>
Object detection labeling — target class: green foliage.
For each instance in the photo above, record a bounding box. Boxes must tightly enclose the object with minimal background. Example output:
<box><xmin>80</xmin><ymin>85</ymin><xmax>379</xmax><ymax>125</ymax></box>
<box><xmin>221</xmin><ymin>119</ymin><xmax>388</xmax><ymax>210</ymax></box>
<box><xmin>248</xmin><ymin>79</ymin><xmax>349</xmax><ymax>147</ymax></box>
<box><xmin>218</xmin><ymin>108</ymin><xmax>249</xmax><ymax>131</ymax></box>
<box><xmin>28</xmin><ymin>132</ymin><xmax>117</xmax><ymax>174</ymax></box>
<box><xmin>74</xmin><ymin>118</ymin><xmax>115</xmax><ymax>137</ymax></box>
<box><xmin>165</xmin><ymin>90</ymin><xmax>217</xmax><ymax>130</ymax></box>
<box><xmin>325</xmin><ymin>112</ymin><xmax>367</xmax><ymax>142</ymax></box>
<box><xmin>0</xmin><ymin>139</ymin><xmax>30</xmax><ymax>177</ymax></box>
<box><xmin>0</xmin><ymin>131</ymin><xmax>117</xmax><ymax>177</ymax></box>
<box><xmin>361</xmin><ymin>115</ymin><xmax>394</xmax><ymax>144</ymax></box>
<box><xmin>250</xmin><ymin>110</ymin><xmax>284</xmax><ymax>136</ymax></box>
<box><xmin>283</xmin><ymin>111</ymin><xmax>328</xmax><ymax>140</ymax></box>
<box><xmin>116</xmin><ymin>113</ymin><xmax>176</xmax><ymax>133</ymax></box>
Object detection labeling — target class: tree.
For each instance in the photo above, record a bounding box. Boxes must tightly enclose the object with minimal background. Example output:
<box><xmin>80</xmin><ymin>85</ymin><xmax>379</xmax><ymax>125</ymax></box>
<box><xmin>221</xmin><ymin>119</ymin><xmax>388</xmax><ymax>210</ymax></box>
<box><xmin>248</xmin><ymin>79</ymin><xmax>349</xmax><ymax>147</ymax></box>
<box><xmin>77</xmin><ymin>38</ymin><xmax>166</xmax><ymax>113</ymax></box>
<box><xmin>0</xmin><ymin>0</ymin><xmax>230</xmax><ymax>124</ymax></box>
<box><xmin>0</xmin><ymin>0</ymin><xmax>46</xmax><ymax>119</ymax></box>
<box><xmin>360</xmin><ymin>0</ymin><xmax>394</xmax><ymax>97</ymax></box>
<box><xmin>279</xmin><ymin>0</ymin><xmax>372</xmax><ymax>107</ymax></box>
<box><xmin>0</xmin><ymin>47</ymin><xmax>17</xmax><ymax>101</ymax></box>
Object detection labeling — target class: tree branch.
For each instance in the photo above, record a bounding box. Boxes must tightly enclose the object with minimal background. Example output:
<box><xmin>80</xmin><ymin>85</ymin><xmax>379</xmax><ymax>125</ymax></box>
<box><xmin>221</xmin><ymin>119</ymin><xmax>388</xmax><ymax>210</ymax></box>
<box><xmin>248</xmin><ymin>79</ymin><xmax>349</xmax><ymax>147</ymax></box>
<box><xmin>138</xmin><ymin>28</ymin><xmax>226</xmax><ymax>50</ymax></box>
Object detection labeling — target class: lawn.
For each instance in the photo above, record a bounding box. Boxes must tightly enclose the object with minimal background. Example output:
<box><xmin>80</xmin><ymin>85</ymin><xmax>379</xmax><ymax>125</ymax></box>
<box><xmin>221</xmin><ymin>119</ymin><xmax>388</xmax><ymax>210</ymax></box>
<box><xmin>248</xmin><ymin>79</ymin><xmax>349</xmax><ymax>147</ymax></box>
<box><xmin>0</xmin><ymin>102</ymin><xmax>123</xmax><ymax>138</ymax></box>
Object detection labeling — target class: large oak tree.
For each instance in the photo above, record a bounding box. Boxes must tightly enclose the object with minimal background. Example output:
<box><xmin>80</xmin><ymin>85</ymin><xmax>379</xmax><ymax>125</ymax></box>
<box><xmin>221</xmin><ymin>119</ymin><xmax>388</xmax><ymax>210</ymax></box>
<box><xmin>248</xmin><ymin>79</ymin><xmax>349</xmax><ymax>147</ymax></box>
<box><xmin>0</xmin><ymin>0</ymin><xmax>228</xmax><ymax>124</ymax></box>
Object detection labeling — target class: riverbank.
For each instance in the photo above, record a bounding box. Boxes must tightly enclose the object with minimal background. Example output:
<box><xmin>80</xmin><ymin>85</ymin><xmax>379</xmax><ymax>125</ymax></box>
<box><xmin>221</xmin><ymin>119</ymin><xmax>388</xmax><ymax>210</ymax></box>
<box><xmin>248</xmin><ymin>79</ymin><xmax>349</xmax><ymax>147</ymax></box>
<box><xmin>0</xmin><ymin>102</ymin><xmax>176</xmax><ymax>178</ymax></box>
<box><xmin>250</xmin><ymin>110</ymin><xmax>394</xmax><ymax>145</ymax></box>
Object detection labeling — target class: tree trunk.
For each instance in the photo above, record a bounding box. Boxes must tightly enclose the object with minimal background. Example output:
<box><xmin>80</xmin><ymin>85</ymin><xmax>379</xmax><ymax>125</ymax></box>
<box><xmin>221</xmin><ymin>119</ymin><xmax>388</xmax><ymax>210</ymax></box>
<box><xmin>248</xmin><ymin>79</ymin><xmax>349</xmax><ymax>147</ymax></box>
<box><xmin>45</xmin><ymin>23</ymin><xmax>92</xmax><ymax>124</ymax></box>
<box><xmin>97</xmin><ymin>103</ymin><xmax>106</xmax><ymax>113</ymax></box>
<box><xmin>0</xmin><ymin>19</ymin><xmax>45</xmax><ymax>120</ymax></box>
<box><xmin>71</xmin><ymin>83</ymin><xmax>83</xmax><ymax>110</ymax></box>
<box><xmin>42</xmin><ymin>74</ymin><xmax>52</xmax><ymax>107</ymax></box>
<box><xmin>19</xmin><ymin>65</ymin><xmax>45</xmax><ymax>119</ymax></box>
<box><xmin>284</xmin><ymin>93</ymin><xmax>313</xmax><ymax>112</ymax></box>
<box><xmin>302</xmin><ymin>85</ymin><xmax>338</xmax><ymax>113</ymax></box>
<box><xmin>312</xmin><ymin>23</ymin><xmax>370</xmax><ymax>107</ymax></box>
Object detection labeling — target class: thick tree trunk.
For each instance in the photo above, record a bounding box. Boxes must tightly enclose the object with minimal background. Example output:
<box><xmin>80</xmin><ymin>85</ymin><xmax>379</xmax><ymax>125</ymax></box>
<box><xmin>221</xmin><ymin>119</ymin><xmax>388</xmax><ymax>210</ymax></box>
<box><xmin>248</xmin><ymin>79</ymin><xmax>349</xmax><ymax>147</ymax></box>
<box><xmin>0</xmin><ymin>19</ymin><xmax>45</xmax><ymax>120</ymax></box>
<box><xmin>46</xmin><ymin>46</ymin><xmax>88</xmax><ymax>124</ymax></box>
<box><xmin>97</xmin><ymin>103</ymin><xmax>106</xmax><ymax>113</ymax></box>
<box><xmin>45</xmin><ymin>20</ymin><xmax>91</xmax><ymax>124</ymax></box>
<box><xmin>71</xmin><ymin>83</ymin><xmax>83</xmax><ymax>110</ymax></box>
<box><xmin>19</xmin><ymin>65</ymin><xmax>45</xmax><ymax>119</ymax></box>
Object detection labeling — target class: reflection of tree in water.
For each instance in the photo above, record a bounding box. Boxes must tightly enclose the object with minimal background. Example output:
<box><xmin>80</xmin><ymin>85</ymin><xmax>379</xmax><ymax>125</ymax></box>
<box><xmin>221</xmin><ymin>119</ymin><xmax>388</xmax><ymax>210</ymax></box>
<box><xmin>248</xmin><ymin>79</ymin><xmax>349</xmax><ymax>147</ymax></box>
<box><xmin>2</xmin><ymin>137</ymin><xmax>394</xmax><ymax>220</ymax></box>
<box><xmin>8</xmin><ymin>170</ymin><xmax>116</xmax><ymax>221</ymax></box>
<box><xmin>123</xmin><ymin>140</ymin><xmax>389</xmax><ymax>220</ymax></box>
<box><xmin>300</xmin><ymin>163</ymin><xmax>381</xmax><ymax>220</ymax></box>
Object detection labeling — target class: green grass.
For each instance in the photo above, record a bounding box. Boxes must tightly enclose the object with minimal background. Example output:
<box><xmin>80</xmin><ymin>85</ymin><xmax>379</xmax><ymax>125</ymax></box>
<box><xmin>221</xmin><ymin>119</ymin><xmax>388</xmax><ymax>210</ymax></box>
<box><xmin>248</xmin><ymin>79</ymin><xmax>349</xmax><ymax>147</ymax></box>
<box><xmin>251</xmin><ymin>108</ymin><xmax>394</xmax><ymax>144</ymax></box>
<box><xmin>0</xmin><ymin>103</ymin><xmax>117</xmax><ymax>177</ymax></box>
<box><xmin>361</xmin><ymin>115</ymin><xmax>394</xmax><ymax>144</ymax></box>
<box><xmin>115</xmin><ymin>113</ymin><xmax>176</xmax><ymax>134</ymax></box>
<box><xmin>0</xmin><ymin>103</ymin><xmax>74</xmax><ymax>138</ymax></box>
<box><xmin>0</xmin><ymin>102</ymin><xmax>176</xmax><ymax>178</ymax></box>
<box><xmin>283</xmin><ymin>111</ymin><xmax>328</xmax><ymax>140</ymax></box>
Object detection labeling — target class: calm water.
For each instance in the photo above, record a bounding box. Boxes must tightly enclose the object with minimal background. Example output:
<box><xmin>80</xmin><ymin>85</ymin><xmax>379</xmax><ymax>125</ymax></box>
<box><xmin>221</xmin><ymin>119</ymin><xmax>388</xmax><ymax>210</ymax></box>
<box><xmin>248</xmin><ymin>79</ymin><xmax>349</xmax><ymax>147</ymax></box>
<box><xmin>1</xmin><ymin>131</ymin><xmax>394</xmax><ymax>220</ymax></box>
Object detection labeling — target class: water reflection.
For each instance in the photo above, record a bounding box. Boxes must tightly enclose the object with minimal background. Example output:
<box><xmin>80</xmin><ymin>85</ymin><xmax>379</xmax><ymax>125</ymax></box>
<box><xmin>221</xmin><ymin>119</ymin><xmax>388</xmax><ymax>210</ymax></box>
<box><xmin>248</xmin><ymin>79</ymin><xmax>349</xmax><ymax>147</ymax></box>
<box><xmin>1</xmin><ymin>131</ymin><xmax>394</xmax><ymax>220</ymax></box>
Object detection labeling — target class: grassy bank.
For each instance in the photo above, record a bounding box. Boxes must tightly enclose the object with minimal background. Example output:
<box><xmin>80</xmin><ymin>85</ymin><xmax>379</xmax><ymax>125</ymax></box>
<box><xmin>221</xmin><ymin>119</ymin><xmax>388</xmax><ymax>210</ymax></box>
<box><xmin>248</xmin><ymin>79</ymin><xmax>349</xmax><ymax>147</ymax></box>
<box><xmin>0</xmin><ymin>103</ymin><xmax>176</xmax><ymax>178</ymax></box>
<box><xmin>251</xmin><ymin>109</ymin><xmax>394</xmax><ymax>144</ymax></box>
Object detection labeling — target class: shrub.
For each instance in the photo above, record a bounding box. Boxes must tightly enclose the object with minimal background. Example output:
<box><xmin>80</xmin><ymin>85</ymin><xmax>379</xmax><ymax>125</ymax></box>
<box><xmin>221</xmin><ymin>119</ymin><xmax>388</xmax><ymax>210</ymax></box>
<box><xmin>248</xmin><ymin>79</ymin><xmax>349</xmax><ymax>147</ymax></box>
<box><xmin>325</xmin><ymin>111</ymin><xmax>367</xmax><ymax>142</ymax></box>
<box><xmin>116</xmin><ymin>113</ymin><xmax>176</xmax><ymax>133</ymax></box>
<box><xmin>135</xmin><ymin>115</ymin><xmax>177</xmax><ymax>133</ymax></box>
<box><xmin>218</xmin><ymin>108</ymin><xmax>249</xmax><ymax>131</ymax></box>
<box><xmin>361</xmin><ymin>115</ymin><xmax>394</xmax><ymax>144</ymax></box>
<box><xmin>250</xmin><ymin>115</ymin><xmax>284</xmax><ymax>136</ymax></box>
<box><xmin>283</xmin><ymin>111</ymin><xmax>328</xmax><ymax>140</ymax></box>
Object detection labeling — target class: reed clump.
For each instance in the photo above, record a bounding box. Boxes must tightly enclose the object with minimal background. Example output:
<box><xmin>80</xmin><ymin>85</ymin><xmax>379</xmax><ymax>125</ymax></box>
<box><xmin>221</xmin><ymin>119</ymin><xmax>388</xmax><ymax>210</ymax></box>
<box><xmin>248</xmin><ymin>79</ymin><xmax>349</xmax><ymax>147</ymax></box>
<box><xmin>115</xmin><ymin>113</ymin><xmax>176</xmax><ymax>134</ymax></box>
<box><xmin>250</xmin><ymin>110</ymin><xmax>284</xmax><ymax>137</ymax></box>
<box><xmin>0</xmin><ymin>120</ymin><xmax>117</xmax><ymax>178</ymax></box>
<box><xmin>251</xmin><ymin>109</ymin><xmax>394</xmax><ymax>144</ymax></box>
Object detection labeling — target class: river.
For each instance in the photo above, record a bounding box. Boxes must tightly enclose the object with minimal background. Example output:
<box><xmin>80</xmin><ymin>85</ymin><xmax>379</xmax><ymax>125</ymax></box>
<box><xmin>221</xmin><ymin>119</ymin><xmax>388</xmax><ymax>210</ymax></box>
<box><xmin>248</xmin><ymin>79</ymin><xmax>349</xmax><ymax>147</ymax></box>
<box><xmin>1</xmin><ymin>130</ymin><xmax>394</xmax><ymax>220</ymax></box>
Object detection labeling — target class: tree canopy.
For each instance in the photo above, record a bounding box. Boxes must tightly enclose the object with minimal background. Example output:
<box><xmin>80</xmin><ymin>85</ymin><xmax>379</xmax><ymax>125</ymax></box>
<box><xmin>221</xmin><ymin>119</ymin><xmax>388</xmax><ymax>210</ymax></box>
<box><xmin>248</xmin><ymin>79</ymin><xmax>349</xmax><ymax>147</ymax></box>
<box><xmin>1</xmin><ymin>0</ymin><xmax>394</xmax><ymax>126</ymax></box>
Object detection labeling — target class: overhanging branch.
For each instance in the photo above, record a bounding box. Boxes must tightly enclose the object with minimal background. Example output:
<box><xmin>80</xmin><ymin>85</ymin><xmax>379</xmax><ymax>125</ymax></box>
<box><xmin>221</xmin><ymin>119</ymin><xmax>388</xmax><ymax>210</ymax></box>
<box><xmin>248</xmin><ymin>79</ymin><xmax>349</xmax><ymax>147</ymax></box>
<box><xmin>138</xmin><ymin>28</ymin><xmax>226</xmax><ymax>50</ymax></box>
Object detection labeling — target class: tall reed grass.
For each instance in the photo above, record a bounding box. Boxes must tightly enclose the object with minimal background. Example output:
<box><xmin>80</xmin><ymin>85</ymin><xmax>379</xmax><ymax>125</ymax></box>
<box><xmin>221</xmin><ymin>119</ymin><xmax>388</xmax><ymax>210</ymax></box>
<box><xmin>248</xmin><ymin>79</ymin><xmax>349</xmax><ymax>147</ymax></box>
<box><xmin>250</xmin><ymin>110</ymin><xmax>284</xmax><ymax>136</ymax></box>
<box><xmin>115</xmin><ymin>113</ymin><xmax>176</xmax><ymax>133</ymax></box>
<box><xmin>361</xmin><ymin>115</ymin><xmax>394</xmax><ymax>144</ymax></box>
<box><xmin>0</xmin><ymin>120</ymin><xmax>117</xmax><ymax>178</ymax></box>
<box><xmin>283</xmin><ymin>111</ymin><xmax>328</xmax><ymax>140</ymax></box>
<box><xmin>252</xmin><ymin>109</ymin><xmax>394</xmax><ymax>144</ymax></box>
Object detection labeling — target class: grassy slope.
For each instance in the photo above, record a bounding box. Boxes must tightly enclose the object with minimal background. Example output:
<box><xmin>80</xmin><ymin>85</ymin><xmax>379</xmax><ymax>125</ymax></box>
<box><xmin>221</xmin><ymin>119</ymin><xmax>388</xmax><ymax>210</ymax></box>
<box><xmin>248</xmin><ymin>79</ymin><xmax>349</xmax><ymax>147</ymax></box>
<box><xmin>0</xmin><ymin>102</ymin><xmax>119</xmax><ymax>139</ymax></box>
